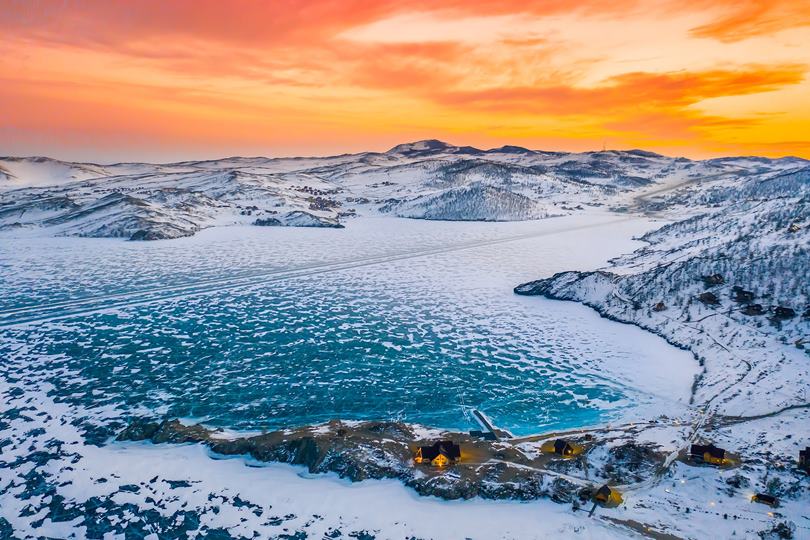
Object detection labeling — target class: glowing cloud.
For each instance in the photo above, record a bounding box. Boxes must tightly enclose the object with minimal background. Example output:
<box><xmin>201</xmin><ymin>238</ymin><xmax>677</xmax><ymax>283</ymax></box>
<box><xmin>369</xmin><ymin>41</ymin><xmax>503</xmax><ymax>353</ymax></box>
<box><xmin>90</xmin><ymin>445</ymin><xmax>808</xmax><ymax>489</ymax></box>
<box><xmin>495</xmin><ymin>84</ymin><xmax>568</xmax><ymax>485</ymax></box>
<box><xmin>0</xmin><ymin>0</ymin><xmax>808</xmax><ymax>160</ymax></box>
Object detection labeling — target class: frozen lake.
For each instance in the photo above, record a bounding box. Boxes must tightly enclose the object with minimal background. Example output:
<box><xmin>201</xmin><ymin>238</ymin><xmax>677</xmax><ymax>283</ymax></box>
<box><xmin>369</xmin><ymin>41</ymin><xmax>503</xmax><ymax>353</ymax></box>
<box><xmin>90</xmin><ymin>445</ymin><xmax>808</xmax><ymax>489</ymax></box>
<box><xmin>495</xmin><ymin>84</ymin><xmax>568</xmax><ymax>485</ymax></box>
<box><xmin>0</xmin><ymin>215</ymin><xmax>697</xmax><ymax>439</ymax></box>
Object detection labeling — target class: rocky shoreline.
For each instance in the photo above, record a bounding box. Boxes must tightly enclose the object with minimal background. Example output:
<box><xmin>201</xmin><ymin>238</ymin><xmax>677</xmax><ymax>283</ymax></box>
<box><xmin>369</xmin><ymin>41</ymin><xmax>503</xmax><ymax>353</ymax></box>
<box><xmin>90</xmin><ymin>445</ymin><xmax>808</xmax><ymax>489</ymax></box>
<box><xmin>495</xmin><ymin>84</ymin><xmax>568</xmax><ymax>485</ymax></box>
<box><xmin>117</xmin><ymin>417</ymin><xmax>666</xmax><ymax>505</ymax></box>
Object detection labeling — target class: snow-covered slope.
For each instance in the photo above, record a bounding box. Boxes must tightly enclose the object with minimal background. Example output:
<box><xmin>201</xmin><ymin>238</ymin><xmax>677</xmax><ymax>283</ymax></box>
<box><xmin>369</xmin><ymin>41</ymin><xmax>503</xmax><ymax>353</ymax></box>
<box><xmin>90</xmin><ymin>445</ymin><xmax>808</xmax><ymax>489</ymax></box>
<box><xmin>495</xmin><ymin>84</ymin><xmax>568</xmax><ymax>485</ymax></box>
<box><xmin>389</xmin><ymin>184</ymin><xmax>548</xmax><ymax>221</ymax></box>
<box><xmin>514</xmin><ymin>162</ymin><xmax>810</xmax><ymax>538</ymax></box>
<box><xmin>518</xmin><ymin>164</ymin><xmax>810</xmax><ymax>413</ymax></box>
<box><xmin>0</xmin><ymin>143</ymin><xmax>805</xmax><ymax>240</ymax></box>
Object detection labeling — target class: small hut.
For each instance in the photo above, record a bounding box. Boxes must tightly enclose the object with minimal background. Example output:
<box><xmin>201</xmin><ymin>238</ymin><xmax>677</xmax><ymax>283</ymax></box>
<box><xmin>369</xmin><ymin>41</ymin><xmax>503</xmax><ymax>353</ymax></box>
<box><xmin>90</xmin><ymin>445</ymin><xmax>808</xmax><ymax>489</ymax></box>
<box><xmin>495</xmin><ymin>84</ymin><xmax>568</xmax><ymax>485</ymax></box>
<box><xmin>698</xmin><ymin>292</ymin><xmax>720</xmax><ymax>305</ymax></box>
<box><xmin>689</xmin><ymin>443</ymin><xmax>728</xmax><ymax>466</ymax></box>
<box><xmin>752</xmin><ymin>493</ymin><xmax>779</xmax><ymax>507</ymax></box>
<box><xmin>742</xmin><ymin>303</ymin><xmax>765</xmax><ymax>316</ymax></box>
<box><xmin>414</xmin><ymin>440</ymin><xmax>461</xmax><ymax>467</ymax></box>
<box><xmin>701</xmin><ymin>274</ymin><xmax>725</xmax><ymax>286</ymax></box>
<box><xmin>800</xmin><ymin>447</ymin><xmax>810</xmax><ymax>474</ymax></box>
<box><xmin>541</xmin><ymin>438</ymin><xmax>584</xmax><ymax>458</ymax></box>
<box><xmin>593</xmin><ymin>485</ymin><xmax>623</xmax><ymax>507</ymax></box>
<box><xmin>731</xmin><ymin>286</ymin><xmax>755</xmax><ymax>304</ymax></box>
<box><xmin>653</xmin><ymin>301</ymin><xmax>667</xmax><ymax>312</ymax></box>
<box><xmin>773</xmin><ymin>306</ymin><xmax>796</xmax><ymax>320</ymax></box>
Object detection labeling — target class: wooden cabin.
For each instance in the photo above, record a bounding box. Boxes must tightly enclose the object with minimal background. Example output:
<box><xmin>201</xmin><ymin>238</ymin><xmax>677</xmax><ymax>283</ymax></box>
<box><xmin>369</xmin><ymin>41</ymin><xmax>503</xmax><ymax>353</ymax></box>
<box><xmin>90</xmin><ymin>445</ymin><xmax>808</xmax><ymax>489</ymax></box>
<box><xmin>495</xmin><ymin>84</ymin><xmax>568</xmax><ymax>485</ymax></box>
<box><xmin>773</xmin><ymin>306</ymin><xmax>796</xmax><ymax>320</ymax></box>
<box><xmin>698</xmin><ymin>292</ymin><xmax>719</xmax><ymax>305</ymax></box>
<box><xmin>752</xmin><ymin>493</ymin><xmax>779</xmax><ymax>508</ymax></box>
<box><xmin>742</xmin><ymin>303</ymin><xmax>765</xmax><ymax>316</ymax></box>
<box><xmin>731</xmin><ymin>286</ymin><xmax>755</xmax><ymax>304</ymax></box>
<box><xmin>689</xmin><ymin>443</ymin><xmax>728</xmax><ymax>466</ymax></box>
<box><xmin>541</xmin><ymin>438</ymin><xmax>584</xmax><ymax>458</ymax></box>
<box><xmin>414</xmin><ymin>440</ymin><xmax>461</xmax><ymax>467</ymax></box>
<box><xmin>593</xmin><ymin>485</ymin><xmax>623</xmax><ymax>507</ymax></box>
<box><xmin>701</xmin><ymin>274</ymin><xmax>725</xmax><ymax>286</ymax></box>
<box><xmin>800</xmin><ymin>447</ymin><xmax>810</xmax><ymax>474</ymax></box>
<box><xmin>653</xmin><ymin>301</ymin><xmax>667</xmax><ymax>312</ymax></box>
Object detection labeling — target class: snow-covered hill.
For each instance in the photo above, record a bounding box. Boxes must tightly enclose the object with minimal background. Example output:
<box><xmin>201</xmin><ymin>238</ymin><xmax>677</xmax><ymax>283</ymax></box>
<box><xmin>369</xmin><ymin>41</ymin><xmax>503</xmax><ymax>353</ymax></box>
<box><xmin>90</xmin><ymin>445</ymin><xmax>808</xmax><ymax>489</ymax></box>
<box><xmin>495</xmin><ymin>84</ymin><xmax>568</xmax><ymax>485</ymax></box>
<box><xmin>515</xmin><ymin>162</ymin><xmax>810</xmax><ymax>538</ymax></box>
<box><xmin>4</xmin><ymin>141</ymin><xmax>794</xmax><ymax>241</ymax></box>
<box><xmin>518</xmin><ymin>163</ymin><xmax>810</xmax><ymax>411</ymax></box>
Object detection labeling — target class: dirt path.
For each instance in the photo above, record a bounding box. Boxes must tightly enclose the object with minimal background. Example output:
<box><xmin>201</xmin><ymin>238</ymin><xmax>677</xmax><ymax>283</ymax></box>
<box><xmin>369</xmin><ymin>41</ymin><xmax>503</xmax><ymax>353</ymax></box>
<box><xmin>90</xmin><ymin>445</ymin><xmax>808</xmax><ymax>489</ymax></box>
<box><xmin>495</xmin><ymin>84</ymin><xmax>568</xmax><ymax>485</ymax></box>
<box><xmin>628</xmin><ymin>169</ymin><xmax>739</xmax><ymax>215</ymax></box>
<box><xmin>715</xmin><ymin>402</ymin><xmax>810</xmax><ymax>426</ymax></box>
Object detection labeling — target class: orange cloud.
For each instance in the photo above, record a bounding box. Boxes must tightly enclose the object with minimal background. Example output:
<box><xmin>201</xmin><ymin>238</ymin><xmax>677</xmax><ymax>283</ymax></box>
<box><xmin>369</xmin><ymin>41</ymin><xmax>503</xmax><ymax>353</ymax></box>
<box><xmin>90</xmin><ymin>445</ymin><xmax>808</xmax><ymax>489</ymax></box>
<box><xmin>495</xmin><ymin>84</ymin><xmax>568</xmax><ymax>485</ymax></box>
<box><xmin>434</xmin><ymin>66</ymin><xmax>806</xmax><ymax>114</ymax></box>
<box><xmin>1</xmin><ymin>0</ymin><xmax>809</xmax><ymax>160</ymax></box>
<box><xmin>689</xmin><ymin>0</ymin><xmax>810</xmax><ymax>42</ymax></box>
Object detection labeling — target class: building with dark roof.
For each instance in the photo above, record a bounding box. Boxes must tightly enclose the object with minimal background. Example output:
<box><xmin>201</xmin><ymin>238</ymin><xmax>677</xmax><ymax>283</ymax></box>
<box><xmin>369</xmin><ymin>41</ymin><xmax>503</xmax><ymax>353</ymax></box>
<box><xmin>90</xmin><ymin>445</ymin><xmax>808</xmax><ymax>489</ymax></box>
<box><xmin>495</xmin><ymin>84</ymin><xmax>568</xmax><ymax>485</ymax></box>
<box><xmin>689</xmin><ymin>443</ymin><xmax>728</xmax><ymax>466</ymax></box>
<box><xmin>593</xmin><ymin>485</ymin><xmax>623</xmax><ymax>507</ymax></box>
<box><xmin>541</xmin><ymin>438</ymin><xmax>584</xmax><ymax>458</ymax></box>
<box><xmin>414</xmin><ymin>440</ymin><xmax>461</xmax><ymax>467</ymax></box>
<box><xmin>752</xmin><ymin>493</ymin><xmax>779</xmax><ymax>507</ymax></box>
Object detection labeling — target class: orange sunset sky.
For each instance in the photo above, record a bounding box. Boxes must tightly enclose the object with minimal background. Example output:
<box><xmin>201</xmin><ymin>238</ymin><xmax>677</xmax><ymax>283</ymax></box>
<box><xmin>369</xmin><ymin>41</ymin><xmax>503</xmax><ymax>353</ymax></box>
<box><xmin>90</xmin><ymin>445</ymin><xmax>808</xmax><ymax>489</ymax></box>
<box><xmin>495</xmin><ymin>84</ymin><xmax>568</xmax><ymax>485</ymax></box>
<box><xmin>1</xmin><ymin>0</ymin><xmax>809</xmax><ymax>162</ymax></box>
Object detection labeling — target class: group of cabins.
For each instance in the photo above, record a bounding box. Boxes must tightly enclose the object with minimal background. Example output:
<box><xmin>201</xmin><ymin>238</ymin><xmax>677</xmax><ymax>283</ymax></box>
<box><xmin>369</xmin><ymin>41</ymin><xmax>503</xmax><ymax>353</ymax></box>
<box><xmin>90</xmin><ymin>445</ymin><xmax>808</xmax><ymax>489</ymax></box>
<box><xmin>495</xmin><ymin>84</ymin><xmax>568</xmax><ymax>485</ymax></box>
<box><xmin>413</xmin><ymin>436</ymin><xmax>587</xmax><ymax>468</ymax></box>
<box><xmin>686</xmin><ymin>443</ymin><xmax>810</xmax><ymax>509</ymax></box>
<box><xmin>694</xmin><ymin>276</ymin><xmax>805</xmax><ymax>320</ymax></box>
<box><xmin>689</xmin><ymin>443</ymin><xmax>810</xmax><ymax>473</ymax></box>
<box><xmin>413</xmin><ymin>435</ymin><xmax>809</xmax><ymax>515</ymax></box>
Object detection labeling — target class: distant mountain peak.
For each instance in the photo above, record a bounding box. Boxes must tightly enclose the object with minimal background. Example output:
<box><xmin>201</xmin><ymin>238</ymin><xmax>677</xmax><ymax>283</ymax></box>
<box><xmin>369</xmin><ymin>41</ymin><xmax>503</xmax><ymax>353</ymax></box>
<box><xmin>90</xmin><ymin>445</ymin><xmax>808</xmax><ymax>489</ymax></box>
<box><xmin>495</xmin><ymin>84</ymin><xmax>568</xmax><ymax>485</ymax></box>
<box><xmin>386</xmin><ymin>139</ymin><xmax>455</xmax><ymax>155</ymax></box>
<box><xmin>488</xmin><ymin>145</ymin><xmax>534</xmax><ymax>154</ymax></box>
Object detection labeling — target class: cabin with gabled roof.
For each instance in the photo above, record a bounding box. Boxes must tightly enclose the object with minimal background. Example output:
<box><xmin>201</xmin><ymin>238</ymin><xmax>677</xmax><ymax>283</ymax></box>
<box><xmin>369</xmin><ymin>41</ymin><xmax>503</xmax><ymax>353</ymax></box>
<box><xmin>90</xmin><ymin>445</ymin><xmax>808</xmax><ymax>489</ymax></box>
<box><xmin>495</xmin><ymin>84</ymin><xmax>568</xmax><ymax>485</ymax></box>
<box><xmin>701</xmin><ymin>274</ymin><xmax>724</xmax><ymax>286</ymax></box>
<box><xmin>689</xmin><ymin>443</ymin><xmax>728</xmax><ymax>466</ymax></box>
<box><xmin>541</xmin><ymin>438</ymin><xmax>584</xmax><ymax>458</ymax></box>
<box><xmin>414</xmin><ymin>440</ymin><xmax>461</xmax><ymax>467</ymax></box>
<box><xmin>698</xmin><ymin>292</ymin><xmax>720</xmax><ymax>305</ymax></box>
<box><xmin>742</xmin><ymin>303</ymin><xmax>765</xmax><ymax>316</ymax></box>
<box><xmin>593</xmin><ymin>485</ymin><xmax>623</xmax><ymax>507</ymax></box>
<box><xmin>731</xmin><ymin>286</ymin><xmax>755</xmax><ymax>304</ymax></box>
<box><xmin>752</xmin><ymin>493</ymin><xmax>779</xmax><ymax>507</ymax></box>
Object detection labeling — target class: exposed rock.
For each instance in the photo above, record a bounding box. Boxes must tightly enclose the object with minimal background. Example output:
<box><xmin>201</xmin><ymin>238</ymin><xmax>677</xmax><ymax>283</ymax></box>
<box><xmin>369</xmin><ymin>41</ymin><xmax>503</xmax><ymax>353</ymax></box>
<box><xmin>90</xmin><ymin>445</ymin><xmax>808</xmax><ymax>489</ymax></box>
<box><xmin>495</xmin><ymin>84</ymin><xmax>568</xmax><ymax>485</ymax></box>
<box><xmin>281</xmin><ymin>210</ymin><xmax>343</xmax><ymax>228</ymax></box>
<box><xmin>115</xmin><ymin>418</ymin><xmax>594</xmax><ymax>502</ymax></box>
<box><xmin>253</xmin><ymin>217</ymin><xmax>282</xmax><ymax>226</ymax></box>
<box><xmin>116</xmin><ymin>418</ymin><xmax>161</xmax><ymax>441</ymax></box>
<box><xmin>601</xmin><ymin>442</ymin><xmax>664</xmax><ymax>484</ymax></box>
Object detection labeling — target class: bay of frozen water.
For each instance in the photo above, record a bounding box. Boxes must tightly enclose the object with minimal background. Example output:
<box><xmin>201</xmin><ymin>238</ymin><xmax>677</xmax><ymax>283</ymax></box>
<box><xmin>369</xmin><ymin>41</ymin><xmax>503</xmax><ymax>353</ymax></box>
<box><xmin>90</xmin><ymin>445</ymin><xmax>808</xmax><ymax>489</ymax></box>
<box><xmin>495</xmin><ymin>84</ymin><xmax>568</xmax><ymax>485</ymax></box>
<box><xmin>0</xmin><ymin>214</ymin><xmax>697</xmax><ymax>439</ymax></box>
<box><xmin>0</xmin><ymin>213</ymin><xmax>704</xmax><ymax>538</ymax></box>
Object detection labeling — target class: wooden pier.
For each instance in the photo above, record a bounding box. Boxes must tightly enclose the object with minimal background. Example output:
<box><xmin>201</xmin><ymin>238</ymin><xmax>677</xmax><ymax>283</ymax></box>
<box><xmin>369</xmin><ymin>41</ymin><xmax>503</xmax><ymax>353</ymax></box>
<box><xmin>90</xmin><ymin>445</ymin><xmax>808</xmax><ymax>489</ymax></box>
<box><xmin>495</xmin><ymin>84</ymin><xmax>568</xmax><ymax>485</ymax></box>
<box><xmin>472</xmin><ymin>409</ymin><xmax>513</xmax><ymax>441</ymax></box>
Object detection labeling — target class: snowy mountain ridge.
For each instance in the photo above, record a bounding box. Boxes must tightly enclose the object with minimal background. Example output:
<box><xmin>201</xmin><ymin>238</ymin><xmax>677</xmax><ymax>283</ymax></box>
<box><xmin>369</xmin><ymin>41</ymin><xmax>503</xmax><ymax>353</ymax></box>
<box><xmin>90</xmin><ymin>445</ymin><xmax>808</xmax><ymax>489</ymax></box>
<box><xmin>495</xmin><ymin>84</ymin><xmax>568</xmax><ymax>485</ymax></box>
<box><xmin>2</xmin><ymin>141</ymin><xmax>803</xmax><ymax>240</ymax></box>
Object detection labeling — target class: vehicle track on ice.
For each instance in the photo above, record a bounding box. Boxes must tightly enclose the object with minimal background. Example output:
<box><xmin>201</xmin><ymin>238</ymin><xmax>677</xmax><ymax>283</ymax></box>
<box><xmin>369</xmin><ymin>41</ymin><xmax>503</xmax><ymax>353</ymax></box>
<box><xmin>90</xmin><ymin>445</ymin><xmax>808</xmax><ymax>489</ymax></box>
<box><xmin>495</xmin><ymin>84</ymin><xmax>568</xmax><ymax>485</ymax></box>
<box><xmin>0</xmin><ymin>216</ymin><xmax>632</xmax><ymax>328</ymax></box>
